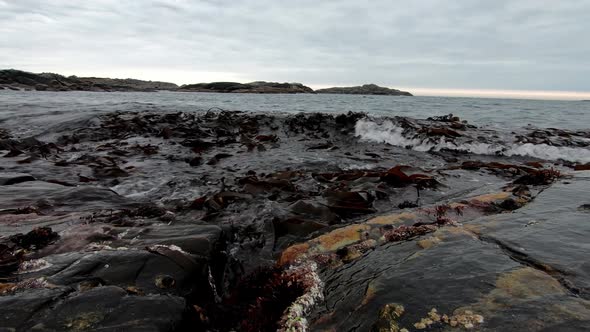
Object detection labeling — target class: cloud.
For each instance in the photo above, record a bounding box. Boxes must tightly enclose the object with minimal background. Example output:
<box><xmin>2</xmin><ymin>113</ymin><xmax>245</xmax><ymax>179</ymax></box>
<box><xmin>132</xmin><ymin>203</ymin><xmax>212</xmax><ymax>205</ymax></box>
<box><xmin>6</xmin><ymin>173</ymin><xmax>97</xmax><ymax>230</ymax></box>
<box><xmin>0</xmin><ymin>0</ymin><xmax>588</xmax><ymax>93</ymax></box>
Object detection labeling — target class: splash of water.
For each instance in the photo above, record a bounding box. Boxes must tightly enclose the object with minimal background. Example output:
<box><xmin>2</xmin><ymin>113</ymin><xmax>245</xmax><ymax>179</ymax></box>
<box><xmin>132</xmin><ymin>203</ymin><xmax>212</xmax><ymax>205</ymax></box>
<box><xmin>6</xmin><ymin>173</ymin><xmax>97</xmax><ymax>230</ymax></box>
<box><xmin>355</xmin><ymin>119</ymin><xmax>590</xmax><ymax>163</ymax></box>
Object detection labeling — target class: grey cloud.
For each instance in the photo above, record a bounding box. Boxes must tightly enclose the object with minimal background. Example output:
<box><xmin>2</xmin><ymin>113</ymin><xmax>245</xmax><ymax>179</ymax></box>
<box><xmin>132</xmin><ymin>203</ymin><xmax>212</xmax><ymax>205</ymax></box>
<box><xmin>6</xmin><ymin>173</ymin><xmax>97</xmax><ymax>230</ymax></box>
<box><xmin>0</xmin><ymin>0</ymin><xmax>588</xmax><ymax>91</ymax></box>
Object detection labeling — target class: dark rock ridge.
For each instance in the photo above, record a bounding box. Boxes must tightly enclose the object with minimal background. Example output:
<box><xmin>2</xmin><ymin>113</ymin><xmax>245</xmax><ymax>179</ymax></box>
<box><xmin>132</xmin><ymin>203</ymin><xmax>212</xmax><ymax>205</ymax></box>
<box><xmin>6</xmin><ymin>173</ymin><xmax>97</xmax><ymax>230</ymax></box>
<box><xmin>315</xmin><ymin>83</ymin><xmax>413</xmax><ymax>96</ymax></box>
<box><xmin>178</xmin><ymin>81</ymin><xmax>314</xmax><ymax>94</ymax></box>
<box><xmin>0</xmin><ymin>69</ymin><xmax>179</xmax><ymax>92</ymax></box>
<box><xmin>1</xmin><ymin>69</ymin><xmax>411</xmax><ymax>96</ymax></box>
<box><xmin>0</xmin><ymin>69</ymin><xmax>316</xmax><ymax>94</ymax></box>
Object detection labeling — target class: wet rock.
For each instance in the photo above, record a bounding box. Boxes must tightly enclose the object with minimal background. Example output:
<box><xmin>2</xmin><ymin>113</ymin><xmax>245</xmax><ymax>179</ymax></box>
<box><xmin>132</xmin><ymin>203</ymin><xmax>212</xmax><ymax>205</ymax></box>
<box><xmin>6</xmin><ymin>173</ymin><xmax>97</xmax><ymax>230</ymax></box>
<box><xmin>155</xmin><ymin>274</ymin><xmax>176</xmax><ymax>289</ymax></box>
<box><xmin>0</xmin><ymin>108</ymin><xmax>584</xmax><ymax>331</ymax></box>
<box><xmin>181</xmin><ymin>139</ymin><xmax>215</xmax><ymax>153</ymax></box>
<box><xmin>398</xmin><ymin>201</ymin><xmax>419</xmax><ymax>209</ymax></box>
<box><xmin>206</xmin><ymin>153</ymin><xmax>233</xmax><ymax>165</ymax></box>
<box><xmin>288</xmin><ymin>200</ymin><xmax>339</xmax><ymax>224</ymax></box>
<box><xmin>513</xmin><ymin>168</ymin><xmax>561</xmax><ymax>185</ymax></box>
<box><xmin>3</xmin><ymin>148</ymin><xmax>23</xmax><ymax>157</ymax></box>
<box><xmin>255</xmin><ymin>134</ymin><xmax>278</xmax><ymax>142</ymax></box>
<box><xmin>0</xmin><ymin>244</ymin><xmax>21</xmax><ymax>278</ymax></box>
<box><xmin>307</xmin><ymin>141</ymin><xmax>334</xmax><ymax>150</ymax></box>
<box><xmin>0</xmin><ymin>286</ymin><xmax>186</xmax><ymax>331</ymax></box>
<box><xmin>93</xmin><ymin>166</ymin><xmax>130</xmax><ymax>178</ymax></box>
<box><xmin>421</xmin><ymin>127</ymin><xmax>461</xmax><ymax>138</ymax></box>
<box><xmin>8</xmin><ymin>227</ymin><xmax>59</xmax><ymax>250</ymax></box>
<box><xmin>0</xmin><ymin>172</ymin><xmax>36</xmax><ymax>186</ymax></box>
<box><xmin>0</xmin><ymin>128</ymin><xmax>10</xmax><ymax>139</ymax></box>
<box><xmin>188</xmin><ymin>156</ymin><xmax>202</xmax><ymax>167</ymax></box>
<box><xmin>427</xmin><ymin>114</ymin><xmax>461</xmax><ymax>122</ymax></box>
<box><xmin>325</xmin><ymin>191</ymin><xmax>376</xmax><ymax>217</ymax></box>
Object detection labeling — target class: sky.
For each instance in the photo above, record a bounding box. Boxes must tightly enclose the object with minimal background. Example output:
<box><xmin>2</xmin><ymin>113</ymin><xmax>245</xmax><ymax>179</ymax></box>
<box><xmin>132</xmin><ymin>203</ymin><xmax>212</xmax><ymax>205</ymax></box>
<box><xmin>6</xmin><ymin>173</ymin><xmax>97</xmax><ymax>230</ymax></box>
<box><xmin>1</xmin><ymin>0</ymin><xmax>589</xmax><ymax>100</ymax></box>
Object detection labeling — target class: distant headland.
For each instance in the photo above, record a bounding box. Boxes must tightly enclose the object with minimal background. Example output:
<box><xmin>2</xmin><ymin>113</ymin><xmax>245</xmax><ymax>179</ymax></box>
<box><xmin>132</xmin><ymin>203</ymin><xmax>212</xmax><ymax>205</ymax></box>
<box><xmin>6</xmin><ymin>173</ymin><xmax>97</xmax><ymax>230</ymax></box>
<box><xmin>0</xmin><ymin>69</ymin><xmax>412</xmax><ymax>96</ymax></box>
<box><xmin>315</xmin><ymin>84</ymin><xmax>412</xmax><ymax>96</ymax></box>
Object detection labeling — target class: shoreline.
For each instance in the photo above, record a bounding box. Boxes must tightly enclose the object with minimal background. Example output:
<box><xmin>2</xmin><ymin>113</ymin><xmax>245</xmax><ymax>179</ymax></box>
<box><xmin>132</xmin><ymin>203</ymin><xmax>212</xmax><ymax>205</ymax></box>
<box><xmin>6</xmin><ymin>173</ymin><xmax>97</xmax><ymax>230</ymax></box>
<box><xmin>1</xmin><ymin>108</ymin><xmax>589</xmax><ymax>330</ymax></box>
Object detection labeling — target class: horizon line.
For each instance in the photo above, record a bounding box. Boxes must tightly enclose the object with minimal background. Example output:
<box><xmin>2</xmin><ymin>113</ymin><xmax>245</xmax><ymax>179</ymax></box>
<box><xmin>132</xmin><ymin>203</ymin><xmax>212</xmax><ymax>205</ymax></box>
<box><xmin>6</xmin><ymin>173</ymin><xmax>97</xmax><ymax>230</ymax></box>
<box><xmin>4</xmin><ymin>68</ymin><xmax>590</xmax><ymax>101</ymax></box>
<box><xmin>310</xmin><ymin>84</ymin><xmax>590</xmax><ymax>101</ymax></box>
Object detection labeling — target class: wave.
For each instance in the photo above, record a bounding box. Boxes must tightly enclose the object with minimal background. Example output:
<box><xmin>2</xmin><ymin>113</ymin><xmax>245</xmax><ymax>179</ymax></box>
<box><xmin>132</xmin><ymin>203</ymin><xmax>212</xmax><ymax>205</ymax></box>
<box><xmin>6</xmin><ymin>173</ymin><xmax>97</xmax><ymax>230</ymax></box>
<box><xmin>355</xmin><ymin>119</ymin><xmax>590</xmax><ymax>163</ymax></box>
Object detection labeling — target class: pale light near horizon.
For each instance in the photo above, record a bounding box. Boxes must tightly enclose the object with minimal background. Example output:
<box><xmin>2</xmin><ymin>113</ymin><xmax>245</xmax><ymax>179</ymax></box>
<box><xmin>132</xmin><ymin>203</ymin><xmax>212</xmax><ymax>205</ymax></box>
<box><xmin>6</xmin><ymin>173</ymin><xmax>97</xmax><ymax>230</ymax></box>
<box><xmin>398</xmin><ymin>87</ymin><xmax>590</xmax><ymax>101</ymax></box>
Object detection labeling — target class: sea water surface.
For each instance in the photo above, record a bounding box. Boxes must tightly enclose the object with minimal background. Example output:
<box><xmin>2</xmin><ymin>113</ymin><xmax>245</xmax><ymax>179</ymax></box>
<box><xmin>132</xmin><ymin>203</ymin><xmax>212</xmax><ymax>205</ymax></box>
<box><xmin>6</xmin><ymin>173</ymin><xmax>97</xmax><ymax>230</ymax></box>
<box><xmin>1</xmin><ymin>90</ymin><xmax>589</xmax><ymax>138</ymax></box>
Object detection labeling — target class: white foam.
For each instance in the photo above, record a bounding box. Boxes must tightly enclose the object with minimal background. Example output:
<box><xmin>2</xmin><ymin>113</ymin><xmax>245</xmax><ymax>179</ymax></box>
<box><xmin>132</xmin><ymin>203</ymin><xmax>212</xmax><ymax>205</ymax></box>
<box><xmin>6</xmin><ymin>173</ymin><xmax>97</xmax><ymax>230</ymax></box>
<box><xmin>355</xmin><ymin>119</ymin><xmax>590</xmax><ymax>163</ymax></box>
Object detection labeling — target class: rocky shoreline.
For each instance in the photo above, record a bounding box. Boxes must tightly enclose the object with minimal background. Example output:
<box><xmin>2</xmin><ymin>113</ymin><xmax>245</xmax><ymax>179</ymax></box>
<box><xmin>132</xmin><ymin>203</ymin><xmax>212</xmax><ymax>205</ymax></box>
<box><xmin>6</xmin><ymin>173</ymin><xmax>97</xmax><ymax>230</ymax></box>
<box><xmin>1</xmin><ymin>109</ymin><xmax>589</xmax><ymax>331</ymax></box>
<box><xmin>1</xmin><ymin>69</ymin><xmax>411</xmax><ymax>96</ymax></box>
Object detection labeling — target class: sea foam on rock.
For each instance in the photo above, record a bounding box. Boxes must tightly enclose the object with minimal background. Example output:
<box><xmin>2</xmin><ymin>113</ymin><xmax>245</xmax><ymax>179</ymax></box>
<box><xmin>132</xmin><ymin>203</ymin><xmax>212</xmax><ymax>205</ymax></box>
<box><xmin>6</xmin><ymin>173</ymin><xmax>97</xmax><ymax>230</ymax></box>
<box><xmin>355</xmin><ymin>119</ymin><xmax>590</xmax><ymax>163</ymax></box>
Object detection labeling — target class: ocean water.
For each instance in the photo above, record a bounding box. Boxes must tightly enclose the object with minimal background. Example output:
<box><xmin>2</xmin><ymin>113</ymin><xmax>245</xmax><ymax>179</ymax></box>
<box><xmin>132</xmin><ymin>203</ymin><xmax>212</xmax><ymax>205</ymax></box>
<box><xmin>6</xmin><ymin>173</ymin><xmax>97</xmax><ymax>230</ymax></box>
<box><xmin>1</xmin><ymin>90</ymin><xmax>589</xmax><ymax>163</ymax></box>
<box><xmin>1</xmin><ymin>90</ymin><xmax>589</xmax><ymax>137</ymax></box>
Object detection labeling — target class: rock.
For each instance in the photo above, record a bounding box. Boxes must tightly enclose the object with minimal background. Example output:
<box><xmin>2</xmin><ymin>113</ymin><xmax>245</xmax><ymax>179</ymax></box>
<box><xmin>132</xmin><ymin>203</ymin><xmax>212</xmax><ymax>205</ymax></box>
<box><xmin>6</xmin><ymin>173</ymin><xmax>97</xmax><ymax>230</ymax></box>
<box><xmin>0</xmin><ymin>286</ymin><xmax>186</xmax><ymax>331</ymax></box>
<box><xmin>178</xmin><ymin>81</ymin><xmax>314</xmax><ymax>94</ymax></box>
<box><xmin>8</xmin><ymin>227</ymin><xmax>59</xmax><ymax>250</ymax></box>
<box><xmin>0</xmin><ymin>172</ymin><xmax>35</xmax><ymax>185</ymax></box>
<box><xmin>188</xmin><ymin>156</ymin><xmax>202</xmax><ymax>167</ymax></box>
<box><xmin>315</xmin><ymin>84</ymin><xmax>412</xmax><ymax>96</ymax></box>
<box><xmin>574</xmin><ymin>163</ymin><xmax>590</xmax><ymax>171</ymax></box>
<box><xmin>0</xmin><ymin>69</ymin><xmax>179</xmax><ymax>92</ymax></box>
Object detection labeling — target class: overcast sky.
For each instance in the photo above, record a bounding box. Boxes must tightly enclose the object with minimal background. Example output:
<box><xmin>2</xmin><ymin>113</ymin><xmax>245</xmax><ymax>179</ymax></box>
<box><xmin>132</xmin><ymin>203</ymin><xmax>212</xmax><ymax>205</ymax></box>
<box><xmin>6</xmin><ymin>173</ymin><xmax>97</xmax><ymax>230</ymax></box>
<box><xmin>1</xmin><ymin>0</ymin><xmax>589</xmax><ymax>98</ymax></box>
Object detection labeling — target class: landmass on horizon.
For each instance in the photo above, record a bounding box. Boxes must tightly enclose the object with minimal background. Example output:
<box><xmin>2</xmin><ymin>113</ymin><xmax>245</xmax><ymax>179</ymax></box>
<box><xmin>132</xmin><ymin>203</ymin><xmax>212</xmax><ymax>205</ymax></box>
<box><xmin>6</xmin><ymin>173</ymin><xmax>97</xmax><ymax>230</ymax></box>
<box><xmin>0</xmin><ymin>69</ymin><xmax>413</xmax><ymax>96</ymax></box>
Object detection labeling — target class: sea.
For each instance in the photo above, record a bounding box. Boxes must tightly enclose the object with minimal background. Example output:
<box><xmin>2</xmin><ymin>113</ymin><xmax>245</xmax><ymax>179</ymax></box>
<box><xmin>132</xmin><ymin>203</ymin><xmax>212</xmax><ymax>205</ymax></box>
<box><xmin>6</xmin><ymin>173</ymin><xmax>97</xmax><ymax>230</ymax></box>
<box><xmin>1</xmin><ymin>90</ymin><xmax>589</xmax><ymax>163</ymax></box>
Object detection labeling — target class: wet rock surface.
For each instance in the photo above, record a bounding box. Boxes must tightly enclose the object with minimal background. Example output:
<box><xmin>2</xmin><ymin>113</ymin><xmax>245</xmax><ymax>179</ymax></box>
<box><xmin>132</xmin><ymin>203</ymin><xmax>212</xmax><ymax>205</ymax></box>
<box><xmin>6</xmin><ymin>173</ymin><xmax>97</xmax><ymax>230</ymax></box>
<box><xmin>0</xmin><ymin>109</ymin><xmax>588</xmax><ymax>331</ymax></box>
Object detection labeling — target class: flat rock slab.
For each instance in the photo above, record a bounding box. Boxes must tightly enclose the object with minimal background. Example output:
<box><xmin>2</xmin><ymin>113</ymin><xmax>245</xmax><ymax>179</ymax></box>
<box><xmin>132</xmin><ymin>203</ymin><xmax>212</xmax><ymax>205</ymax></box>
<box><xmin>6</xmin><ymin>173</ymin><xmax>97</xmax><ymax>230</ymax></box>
<box><xmin>0</xmin><ymin>286</ymin><xmax>186</xmax><ymax>331</ymax></box>
<box><xmin>307</xmin><ymin>174</ymin><xmax>590</xmax><ymax>331</ymax></box>
<box><xmin>467</xmin><ymin>171</ymin><xmax>590</xmax><ymax>299</ymax></box>
<box><xmin>0</xmin><ymin>181</ymin><xmax>129</xmax><ymax>211</ymax></box>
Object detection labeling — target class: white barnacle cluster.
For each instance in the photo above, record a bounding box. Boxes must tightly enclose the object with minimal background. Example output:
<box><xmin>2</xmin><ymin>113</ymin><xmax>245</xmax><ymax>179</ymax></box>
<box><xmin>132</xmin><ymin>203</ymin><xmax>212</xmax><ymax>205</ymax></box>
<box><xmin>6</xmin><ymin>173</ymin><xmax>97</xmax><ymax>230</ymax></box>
<box><xmin>86</xmin><ymin>242</ymin><xmax>114</xmax><ymax>251</ymax></box>
<box><xmin>278</xmin><ymin>261</ymin><xmax>324</xmax><ymax>332</ymax></box>
<box><xmin>147</xmin><ymin>244</ymin><xmax>189</xmax><ymax>255</ymax></box>
<box><xmin>4</xmin><ymin>277</ymin><xmax>55</xmax><ymax>293</ymax></box>
<box><xmin>17</xmin><ymin>258</ymin><xmax>52</xmax><ymax>274</ymax></box>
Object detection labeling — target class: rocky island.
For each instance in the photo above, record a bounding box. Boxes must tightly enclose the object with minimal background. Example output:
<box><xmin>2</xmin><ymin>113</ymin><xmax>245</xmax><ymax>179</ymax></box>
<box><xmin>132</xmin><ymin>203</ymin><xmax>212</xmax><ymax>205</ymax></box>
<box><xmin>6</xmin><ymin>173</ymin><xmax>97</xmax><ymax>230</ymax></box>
<box><xmin>1</xmin><ymin>69</ymin><xmax>411</xmax><ymax>96</ymax></box>
<box><xmin>178</xmin><ymin>81</ymin><xmax>314</xmax><ymax>94</ymax></box>
<box><xmin>0</xmin><ymin>69</ymin><xmax>316</xmax><ymax>94</ymax></box>
<box><xmin>315</xmin><ymin>83</ymin><xmax>413</xmax><ymax>96</ymax></box>
<box><xmin>0</xmin><ymin>69</ymin><xmax>179</xmax><ymax>92</ymax></box>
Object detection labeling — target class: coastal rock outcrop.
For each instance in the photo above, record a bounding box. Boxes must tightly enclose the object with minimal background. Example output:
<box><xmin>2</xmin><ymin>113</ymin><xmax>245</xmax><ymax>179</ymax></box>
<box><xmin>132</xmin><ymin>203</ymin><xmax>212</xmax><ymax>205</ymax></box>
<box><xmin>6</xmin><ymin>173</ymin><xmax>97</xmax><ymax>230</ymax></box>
<box><xmin>0</xmin><ymin>69</ymin><xmax>179</xmax><ymax>92</ymax></box>
<box><xmin>1</xmin><ymin>69</ymin><xmax>316</xmax><ymax>94</ymax></box>
<box><xmin>1</xmin><ymin>108</ymin><xmax>588</xmax><ymax>331</ymax></box>
<box><xmin>178</xmin><ymin>81</ymin><xmax>314</xmax><ymax>94</ymax></box>
<box><xmin>315</xmin><ymin>83</ymin><xmax>412</xmax><ymax>96</ymax></box>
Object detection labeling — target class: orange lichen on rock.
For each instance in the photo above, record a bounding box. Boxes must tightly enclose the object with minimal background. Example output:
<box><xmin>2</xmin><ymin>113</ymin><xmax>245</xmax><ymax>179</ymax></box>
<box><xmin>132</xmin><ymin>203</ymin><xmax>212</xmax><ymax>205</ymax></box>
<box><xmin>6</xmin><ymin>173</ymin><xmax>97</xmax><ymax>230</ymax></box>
<box><xmin>367</xmin><ymin>212</ymin><xmax>417</xmax><ymax>225</ymax></box>
<box><xmin>468</xmin><ymin>192</ymin><xmax>511</xmax><ymax>204</ymax></box>
<box><xmin>0</xmin><ymin>283</ymin><xmax>16</xmax><ymax>294</ymax></box>
<box><xmin>278</xmin><ymin>242</ymin><xmax>310</xmax><ymax>266</ymax></box>
<box><xmin>315</xmin><ymin>224</ymin><xmax>370</xmax><ymax>251</ymax></box>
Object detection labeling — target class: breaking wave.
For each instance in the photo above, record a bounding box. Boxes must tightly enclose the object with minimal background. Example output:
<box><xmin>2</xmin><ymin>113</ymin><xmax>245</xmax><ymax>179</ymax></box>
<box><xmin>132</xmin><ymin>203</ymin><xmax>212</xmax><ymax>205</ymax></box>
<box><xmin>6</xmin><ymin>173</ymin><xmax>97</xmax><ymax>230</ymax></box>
<box><xmin>355</xmin><ymin>119</ymin><xmax>590</xmax><ymax>163</ymax></box>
